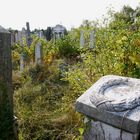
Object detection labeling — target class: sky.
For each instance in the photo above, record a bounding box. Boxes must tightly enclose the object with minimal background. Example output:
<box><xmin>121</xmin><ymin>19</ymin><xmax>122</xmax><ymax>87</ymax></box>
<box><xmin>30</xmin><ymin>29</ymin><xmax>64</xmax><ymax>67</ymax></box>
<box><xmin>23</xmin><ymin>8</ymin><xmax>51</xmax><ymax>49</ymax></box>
<box><xmin>0</xmin><ymin>0</ymin><xmax>139</xmax><ymax>30</ymax></box>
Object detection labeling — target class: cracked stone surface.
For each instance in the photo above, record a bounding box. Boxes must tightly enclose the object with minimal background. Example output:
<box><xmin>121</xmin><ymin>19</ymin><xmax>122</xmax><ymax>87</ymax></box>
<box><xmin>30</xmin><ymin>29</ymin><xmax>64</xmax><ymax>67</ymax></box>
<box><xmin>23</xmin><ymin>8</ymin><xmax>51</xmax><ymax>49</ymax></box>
<box><xmin>75</xmin><ymin>75</ymin><xmax>140</xmax><ymax>139</ymax></box>
<box><xmin>83</xmin><ymin>120</ymin><xmax>139</xmax><ymax>140</ymax></box>
<box><xmin>90</xmin><ymin>76</ymin><xmax>140</xmax><ymax>112</ymax></box>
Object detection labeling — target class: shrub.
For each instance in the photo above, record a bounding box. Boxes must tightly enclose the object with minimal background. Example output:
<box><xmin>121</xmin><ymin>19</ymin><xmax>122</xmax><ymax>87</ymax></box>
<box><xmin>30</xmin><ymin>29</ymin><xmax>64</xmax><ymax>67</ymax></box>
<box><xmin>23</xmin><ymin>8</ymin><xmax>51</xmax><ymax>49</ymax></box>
<box><xmin>56</xmin><ymin>35</ymin><xmax>80</xmax><ymax>61</ymax></box>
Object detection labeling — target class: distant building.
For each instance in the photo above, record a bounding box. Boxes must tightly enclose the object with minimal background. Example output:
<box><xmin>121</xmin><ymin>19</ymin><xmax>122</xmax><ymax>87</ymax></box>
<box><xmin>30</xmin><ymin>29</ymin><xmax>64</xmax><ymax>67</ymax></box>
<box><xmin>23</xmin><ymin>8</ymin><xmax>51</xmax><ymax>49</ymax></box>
<box><xmin>52</xmin><ymin>24</ymin><xmax>67</xmax><ymax>40</ymax></box>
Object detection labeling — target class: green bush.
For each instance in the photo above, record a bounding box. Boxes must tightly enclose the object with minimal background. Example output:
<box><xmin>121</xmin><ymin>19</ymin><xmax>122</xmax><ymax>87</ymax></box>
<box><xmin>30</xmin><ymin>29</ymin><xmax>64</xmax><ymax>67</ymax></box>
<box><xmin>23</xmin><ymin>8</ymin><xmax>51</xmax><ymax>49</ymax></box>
<box><xmin>56</xmin><ymin>35</ymin><xmax>80</xmax><ymax>60</ymax></box>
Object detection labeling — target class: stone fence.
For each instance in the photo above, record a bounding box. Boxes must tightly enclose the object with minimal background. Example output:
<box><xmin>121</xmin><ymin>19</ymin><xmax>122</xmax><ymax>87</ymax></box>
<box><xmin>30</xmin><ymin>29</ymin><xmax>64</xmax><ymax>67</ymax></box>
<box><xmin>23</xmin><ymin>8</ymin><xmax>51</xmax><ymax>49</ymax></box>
<box><xmin>75</xmin><ymin>75</ymin><xmax>140</xmax><ymax>140</ymax></box>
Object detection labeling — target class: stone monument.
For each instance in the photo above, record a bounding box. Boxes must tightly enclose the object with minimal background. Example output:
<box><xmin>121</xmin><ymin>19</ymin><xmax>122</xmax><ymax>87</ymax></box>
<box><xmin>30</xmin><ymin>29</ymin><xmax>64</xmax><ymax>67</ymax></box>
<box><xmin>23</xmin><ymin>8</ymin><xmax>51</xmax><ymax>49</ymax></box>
<box><xmin>15</xmin><ymin>31</ymin><xmax>23</xmax><ymax>45</ymax></box>
<box><xmin>0</xmin><ymin>26</ymin><xmax>18</xmax><ymax>139</ymax></box>
<box><xmin>18</xmin><ymin>31</ymin><xmax>23</xmax><ymax>46</ymax></box>
<box><xmin>80</xmin><ymin>30</ymin><xmax>84</xmax><ymax>48</ymax></box>
<box><xmin>20</xmin><ymin>54</ymin><xmax>24</xmax><ymax>71</ymax></box>
<box><xmin>35</xmin><ymin>31</ymin><xmax>43</xmax><ymax>64</ymax></box>
<box><xmin>11</xmin><ymin>32</ymin><xmax>15</xmax><ymax>46</ymax></box>
<box><xmin>21</xmin><ymin>27</ymin><xmax>27</xmax><ymax>43</ymax></box>
<box><xmin>76</xmin><ymin>75</ymin><xmax>140</xmax><ymax>140</ymax></box>
<box><xmin>26</xmin><ymin>22</ymin><xmax>31</xmax><ymax>47</ymax></box>
<box><xmin>15</xmin><ymin>32</ymin><xmax>18</xmax><ymax>43</ymax></box>
<box><xmin>90</xmin><ymin>30</ymin><xmax>95</xmax><ymax>48</ymax></box>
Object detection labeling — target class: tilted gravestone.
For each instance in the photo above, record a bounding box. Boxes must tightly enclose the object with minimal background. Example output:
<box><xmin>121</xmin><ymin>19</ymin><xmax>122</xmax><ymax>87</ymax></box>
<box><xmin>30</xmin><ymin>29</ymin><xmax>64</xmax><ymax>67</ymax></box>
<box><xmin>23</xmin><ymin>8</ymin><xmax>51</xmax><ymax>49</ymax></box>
<box><xmin>76</xmin><ymin>75</ymin><xmax>140</xmax><ymax>140</ymax></box>
<box><xmin>0</xmin><ymin>26</ymin><xmax>17</xmax><ymax>139</ymax></box>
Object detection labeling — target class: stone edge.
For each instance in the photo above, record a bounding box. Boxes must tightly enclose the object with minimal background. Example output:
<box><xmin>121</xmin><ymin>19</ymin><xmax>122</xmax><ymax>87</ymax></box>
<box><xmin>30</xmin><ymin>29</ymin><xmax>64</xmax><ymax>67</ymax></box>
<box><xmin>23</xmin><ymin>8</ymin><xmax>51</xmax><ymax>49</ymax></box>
<box><xmin>75</xmin><ymin>100</ymin><xmax>140</xmax><ymax>134</ymax></box>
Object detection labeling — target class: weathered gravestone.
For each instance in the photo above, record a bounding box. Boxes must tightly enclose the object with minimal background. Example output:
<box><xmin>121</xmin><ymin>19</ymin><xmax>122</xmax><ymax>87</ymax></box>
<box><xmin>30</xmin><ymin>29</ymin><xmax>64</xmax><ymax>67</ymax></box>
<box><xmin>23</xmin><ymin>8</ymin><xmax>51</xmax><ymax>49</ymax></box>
<box><xmin>21</xmin><ymin>27</ymin><xmax>26</xmax><ymax>40</ymax></box>
<box><xmin>0</xmin><ymin>26</ymin><xmax>17</xmax><ymax>139</ymax></box>
<box><xmin>15</xmin><ymin>32</ymin><xmax>18</xmax><ymax>43</ymax></box>
<box><xmin>35</xmin><ymin>31</ymin><xmax>43</xmax><ymax>64</ymax></box>
<box><xmin>75</xmin><ymin>75</ymin><xmax>140</xmax><ymax>140</ymax></box>
<box><xmin>26</xmin><ymin>22</ymin><xmax>31</xmax><ymax>47</ymax></box>
<box><xmin>20</xmin><ymin>54</ymin><xmax>24</xmax><ymax>71</ymax></box>
<box><xmin>15</xmin><ymin>31</ymin><xmax>23</xmax><ymax>46</ymax></box>
<box><xmin>19</xmin><ymin>28</ymin><xmax>27</xmax><ymax>71</ymax></box>
<box><xmin>80</xmin><ymin>30</ymin><xmax>84</xmax><ymax>48</ymax></box>
<box><xmin>90</xmin><ymin>30</ymin><xmax>95</xmax><ymax>48</ymax></box>
<box><xmin>18</xmin><ymin>31</ymin><xmax>23</xmax><ymax>46</ymax></box>
<box><xmin>11</xmin><ymin>32</ymin><xmax>15</xmax><ymax>46</ymax></box>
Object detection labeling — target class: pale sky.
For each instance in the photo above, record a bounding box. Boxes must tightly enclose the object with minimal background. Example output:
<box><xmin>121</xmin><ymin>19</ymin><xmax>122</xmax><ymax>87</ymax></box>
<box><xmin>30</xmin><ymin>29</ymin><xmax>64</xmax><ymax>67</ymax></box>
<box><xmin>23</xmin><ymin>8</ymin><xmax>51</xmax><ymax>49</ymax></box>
<box><xmin>0</xmin><ymin>0</ymin><xmax>139</xmax><ymax>30</ymax></box>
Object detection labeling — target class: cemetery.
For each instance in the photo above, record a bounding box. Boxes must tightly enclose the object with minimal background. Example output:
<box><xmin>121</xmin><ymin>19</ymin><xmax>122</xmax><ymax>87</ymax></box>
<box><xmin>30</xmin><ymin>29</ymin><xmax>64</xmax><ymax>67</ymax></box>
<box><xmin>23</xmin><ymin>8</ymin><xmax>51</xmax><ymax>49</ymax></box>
<box><xmin>1</xmin><ymin>5</ymin><xmax>140</xmax><ymax>140</ymax></box>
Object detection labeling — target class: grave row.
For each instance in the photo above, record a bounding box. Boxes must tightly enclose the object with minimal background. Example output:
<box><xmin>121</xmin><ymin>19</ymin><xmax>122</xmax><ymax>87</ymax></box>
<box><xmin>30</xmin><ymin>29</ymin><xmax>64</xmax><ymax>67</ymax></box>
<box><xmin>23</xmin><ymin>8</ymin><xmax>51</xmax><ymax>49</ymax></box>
<box><xmin>12</xmin><ymin>22</ymin><xmax>96</xmax><ymax>71</ymax></box>
<box><xmin>11</xmin><ymin>22</ymin><xmax>32</xmax><ymax>47</ymax></box>
<box><xmin>20</xmin><ymin>30</ymin><xmax>43</xmax><ymax>71</ymax></box>
<box><xmin>20</xmin><ymin>30</ymin><xmax>96</xmax><ymax>70</ymax></box>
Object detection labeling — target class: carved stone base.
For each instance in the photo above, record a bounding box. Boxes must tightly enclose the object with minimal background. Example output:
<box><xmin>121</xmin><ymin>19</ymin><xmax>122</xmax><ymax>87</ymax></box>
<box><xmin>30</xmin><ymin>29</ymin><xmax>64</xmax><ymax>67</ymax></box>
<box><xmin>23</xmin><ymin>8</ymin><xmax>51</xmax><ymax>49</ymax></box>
<box><xmin>76</xmin><ymin>75</ymin><xmax>140</xmax><ymax>139</ymax></box>
<box><xmin>84</xmin><ymin>120</ymin><xmax>139</xmax><ymax>140</ymax></box>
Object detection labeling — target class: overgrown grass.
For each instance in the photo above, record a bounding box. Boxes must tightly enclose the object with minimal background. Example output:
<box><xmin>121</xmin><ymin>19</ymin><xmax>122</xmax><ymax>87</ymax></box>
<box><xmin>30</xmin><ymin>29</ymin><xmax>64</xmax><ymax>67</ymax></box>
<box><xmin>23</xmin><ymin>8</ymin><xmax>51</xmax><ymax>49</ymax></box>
<box><xmin>14</xmin><ymin>59</ymin><xmax>83</xmax><ymax>140</ymax></box>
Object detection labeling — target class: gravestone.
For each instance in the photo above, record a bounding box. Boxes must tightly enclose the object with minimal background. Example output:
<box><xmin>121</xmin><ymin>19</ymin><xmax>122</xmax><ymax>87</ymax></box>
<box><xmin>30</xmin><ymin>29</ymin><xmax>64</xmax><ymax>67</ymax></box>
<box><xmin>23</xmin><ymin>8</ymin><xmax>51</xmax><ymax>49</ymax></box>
<box><xmin>20</xmin><ymin>54</ymin><xmax>24</xmax><ymax>71</ymax></box>
<box><xmin>80</xmin><ymin>30</ymin><xmax>84</xmax><ymax>48</ymax></box>
<box><xmin>26</xmin><ymin>22</ymin><xmax>31</xmax><ymax>47</ymax></box>
<box><xmin>15</xmin><ymin>31</ymin><xmax>23</xmax><ymax>45</ymax></box>
<box><xmin>18</xmin><ymin>28</ymin><xmax>27</xmax><ymax>71</ymax></box>
<box><xmin>26</xmin><ymin>22</ymin><xmax>30</xmax><ymax>37</ymax></box>
<box><xmin>35</xmin><ymin>31</ymin><xmax>43</xmax><ymax>64</ymax></box>
<box><xmin>76</xmin><ymin>75</ymin><xmax>140</xmax><ymax>140</ymax></box>
<box><xmin>15</xmin><ymin>32</ymin><xmax>19</xmax><ymax>43</ymax></box>
<box><xmin>18</xmin><ymin>31</ymin><xmax>23</xmax><ymax>46</ymax></box>
<box><xmin>39</xmin><ymin>30</ymin><xmax>44</xmax><ymax>38</ymax></box>
<box><xmin>90</xmin><ymin>30</ymin><xmax>95</xmax><ymax>48</ymax></box>
<box><xmin>11</xmin><ymin>32</ymin><xmax>15</xmax><ymax>46</ymax></box>
<box><xmin>0</xmin><ymin>26</ymin><xmax>17</xmax><ymax>139</ymax></box>
<box><xmin>21</xmin><ymin>27</ymin><xmax>27</xmax><ymax>43</ymax></box>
